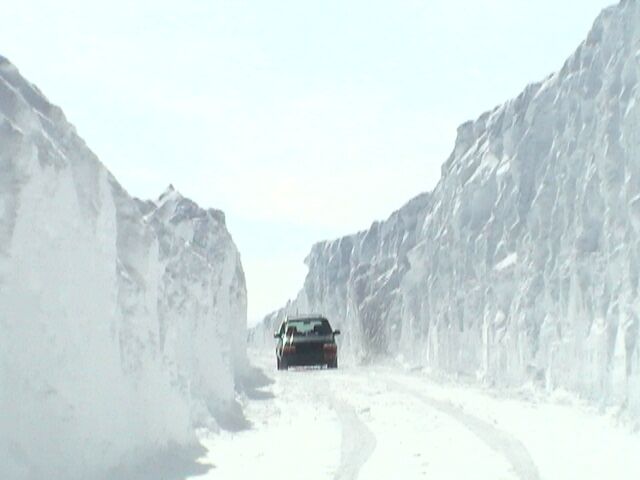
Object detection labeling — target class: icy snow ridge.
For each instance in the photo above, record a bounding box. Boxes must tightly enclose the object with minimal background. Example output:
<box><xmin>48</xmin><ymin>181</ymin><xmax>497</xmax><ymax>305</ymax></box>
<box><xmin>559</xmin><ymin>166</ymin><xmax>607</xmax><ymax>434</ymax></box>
<box><xmin>0</xmin><ymin>56</ymin><xmax>247</xmax><ymax>479</ymax></box>
<box><xmin>256</xmin><ymin>0</ymin><xmax>640</xmax><ymax>416</ymax></box>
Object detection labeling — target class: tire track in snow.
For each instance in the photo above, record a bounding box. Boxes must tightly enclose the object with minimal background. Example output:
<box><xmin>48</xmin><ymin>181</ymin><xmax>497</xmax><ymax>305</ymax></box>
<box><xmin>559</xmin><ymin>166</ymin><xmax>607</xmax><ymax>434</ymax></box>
<box><xmin>386</xmin><ymin>378</ymin><xmax>540</xmax><ymax>480</ymax></box>
<box><xmin>329</xmin><ymin>397</ymin><xmax>376</xmax><ymax>480</ymax></box>
<box><xmin>310</xmin><ymin>375</ymin><xmax>376</xmax><ymax>480</ymax></box>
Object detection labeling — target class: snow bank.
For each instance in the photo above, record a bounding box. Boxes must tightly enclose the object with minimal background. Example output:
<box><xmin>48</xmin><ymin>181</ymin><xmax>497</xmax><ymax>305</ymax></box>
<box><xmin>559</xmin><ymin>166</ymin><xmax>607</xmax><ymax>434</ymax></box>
<box><xmin>250</xmin><ymin>192</ymin><xmax>431</xmax><ymax>362</ymax></box>
<box><xmin>137</xmin><ymin>186</ymin><xmax>248</xmax><ymax>427</ymax></box>
<box><xmin>253</xmin><ymin>0</ymin><xmax>640</xmax><ymax>417</ymax></box>
<box><xmin>0</xmin><ymin>56</ymin><xmax>247</xmax><ymax>478</ymax></box>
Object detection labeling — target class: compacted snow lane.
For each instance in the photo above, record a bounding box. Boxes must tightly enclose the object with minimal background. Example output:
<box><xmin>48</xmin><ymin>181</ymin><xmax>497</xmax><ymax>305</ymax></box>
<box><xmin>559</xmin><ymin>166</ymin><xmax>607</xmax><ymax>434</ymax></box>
<box><xmin>383</xmin><ymin>377</ymin><xmax>539</xmax><ymax>480</ymax></box>
<box><xmin>190</xmin><ymin>354</ymin><xmax>640</xmax><ymax>480</ymax></box>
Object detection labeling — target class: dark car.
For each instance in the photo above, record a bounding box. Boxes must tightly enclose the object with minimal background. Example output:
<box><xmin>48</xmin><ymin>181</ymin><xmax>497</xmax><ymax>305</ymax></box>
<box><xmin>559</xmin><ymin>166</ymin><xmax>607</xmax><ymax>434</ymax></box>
<box><xmin>274</xmin><ymin>315</ymin><xmax>341</xmax><ymax>370</ymax></box>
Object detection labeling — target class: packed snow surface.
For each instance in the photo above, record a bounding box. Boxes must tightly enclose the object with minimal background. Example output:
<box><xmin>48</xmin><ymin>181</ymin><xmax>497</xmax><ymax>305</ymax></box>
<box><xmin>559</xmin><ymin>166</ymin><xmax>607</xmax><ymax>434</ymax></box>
<box><xmin>197</xmin><ymin>352</ymin><xmax>640</xmax><ymax>480</ymax></box>
<box><xmin>0</xmin><ymin>56</ymin><xmax>248</xmax><ymax>479</ymax></box>
<box><xmin>254</xmin><ymin>0</ymin><xmax>640</xmax><ymax>419</ymax></box>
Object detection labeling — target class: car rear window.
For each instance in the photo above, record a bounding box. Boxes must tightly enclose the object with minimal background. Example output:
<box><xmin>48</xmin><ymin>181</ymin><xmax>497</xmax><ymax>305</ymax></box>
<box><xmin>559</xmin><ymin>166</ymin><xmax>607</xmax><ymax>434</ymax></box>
<box><xmin>285</xmin><ymin>319</ymin><xmax>332</xmax><ymax>335</ymax></box>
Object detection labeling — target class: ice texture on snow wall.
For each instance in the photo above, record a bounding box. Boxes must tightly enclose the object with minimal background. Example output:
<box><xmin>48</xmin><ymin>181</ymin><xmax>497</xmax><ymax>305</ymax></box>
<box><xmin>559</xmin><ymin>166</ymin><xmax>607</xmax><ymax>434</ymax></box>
<box><xmin>0</xmin><ymin>56</ymin><xmax>247</xmax><ymax>479</ymax></box>
<box><xmin>255</xmin><ymin>193</ymin><xmax>431</xmax><ymax>362</ymax></box>
<box><xmin>136</xmin><ymin>187</ymin><xmax>248</xmax><ymax>426</ymax></box>
<box><xmin>258</xmin><ymin>0</ymin><xmax>640</xmax><ymax>416</ymax></box>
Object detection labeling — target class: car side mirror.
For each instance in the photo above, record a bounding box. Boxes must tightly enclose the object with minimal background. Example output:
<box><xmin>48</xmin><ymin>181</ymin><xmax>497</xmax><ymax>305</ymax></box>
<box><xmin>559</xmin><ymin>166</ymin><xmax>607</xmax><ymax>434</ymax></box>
<box><xmin>274</xmin><ymin>332</ymin><xmax>281</xmax><ymax>339</ymax></box>
<box><xmin>333</xmin><ymin>330</ymin><xmax>341</xmax><ymax>335</ymax></box>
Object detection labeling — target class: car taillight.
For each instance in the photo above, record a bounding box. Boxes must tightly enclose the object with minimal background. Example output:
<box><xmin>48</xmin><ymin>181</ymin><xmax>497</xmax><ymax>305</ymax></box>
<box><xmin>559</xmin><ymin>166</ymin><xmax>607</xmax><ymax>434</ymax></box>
<box><xmin>283</xmin><ymin>345</ymin><xmax>296</xmax><ymax>354</ymax></box>
<box><xmin>323</xmin><ymin>343</ymin><xmax>337</xmax><ymax>352</ymax></box>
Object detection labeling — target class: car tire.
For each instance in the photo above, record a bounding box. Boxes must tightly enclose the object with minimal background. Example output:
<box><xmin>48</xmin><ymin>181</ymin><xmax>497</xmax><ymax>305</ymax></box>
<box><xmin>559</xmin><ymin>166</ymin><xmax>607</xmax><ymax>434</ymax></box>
<box><xmin>278</xmin><ymin>357</ymin><xmax>288</xmax><ymax>371</ymax></box>
<box><xmin>277</xmin><ymin>358</ymin><xmax>288</xmax><ymax>370</ymax></box>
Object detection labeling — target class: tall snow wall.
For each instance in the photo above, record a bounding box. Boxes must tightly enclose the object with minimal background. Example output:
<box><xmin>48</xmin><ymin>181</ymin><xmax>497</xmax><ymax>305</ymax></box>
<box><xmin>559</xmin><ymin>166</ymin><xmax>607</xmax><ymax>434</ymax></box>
<box><xmin>255</xmin><ymin>0</ymin><xmax>640</xmax><ymax>416</ymax></box>
<box><xmin>0</xmin><ymin>56</ymin><xmax>247</xmax><ymax>479</ymax></box>
<box><xmin>253</xmin><ymin>193</ymin><xmax>431</xmax><ymax>363</ymax></box>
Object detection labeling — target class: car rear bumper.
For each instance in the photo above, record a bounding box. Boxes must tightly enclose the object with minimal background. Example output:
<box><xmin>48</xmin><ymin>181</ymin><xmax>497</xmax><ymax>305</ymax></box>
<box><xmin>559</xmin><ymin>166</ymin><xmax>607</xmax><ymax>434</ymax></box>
<box><xmin>283</xmin><ymin>353</ymin><xmax>334</xmax><ymax>366</ymax></box>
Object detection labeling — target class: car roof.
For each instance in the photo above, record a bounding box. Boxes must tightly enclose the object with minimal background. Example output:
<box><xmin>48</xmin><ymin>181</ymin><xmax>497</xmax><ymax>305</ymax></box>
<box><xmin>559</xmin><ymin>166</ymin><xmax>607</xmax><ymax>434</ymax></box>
<box><xmin>286</xmin><ymin>314</ymin><xmax>328</xmax><ymax>322</ymax></box>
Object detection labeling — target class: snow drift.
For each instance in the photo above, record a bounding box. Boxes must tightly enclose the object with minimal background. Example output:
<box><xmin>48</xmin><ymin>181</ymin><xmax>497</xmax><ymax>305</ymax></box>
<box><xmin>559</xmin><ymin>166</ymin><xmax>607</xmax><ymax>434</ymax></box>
<box><xmin>255</xmin><ymin>0</ymin><xmax>640</xmax><ymax>417</ymax></box>
<box><xmin>0</xmin><ymin>56</ymin><xmax>247</xmax><ymax>479</ymax></box>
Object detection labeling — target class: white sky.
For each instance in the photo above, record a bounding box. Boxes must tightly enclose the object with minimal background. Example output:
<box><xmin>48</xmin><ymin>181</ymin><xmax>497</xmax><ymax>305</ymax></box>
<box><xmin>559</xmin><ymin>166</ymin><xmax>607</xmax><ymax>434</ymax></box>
<box><xmin>1</xmin><ymin>0</ymin><xmax>615</xmax><ymax>325</ymax></box>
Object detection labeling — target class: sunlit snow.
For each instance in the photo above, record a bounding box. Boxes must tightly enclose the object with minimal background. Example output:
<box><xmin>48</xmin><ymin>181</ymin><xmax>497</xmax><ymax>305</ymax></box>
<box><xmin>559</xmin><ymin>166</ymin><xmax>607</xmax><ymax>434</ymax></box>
<box><xmin>0</xmin><ymin>56</ymin><xmax>248</xmax><ymax>478</ymax></box>
<box><xmin>254</xmin><ymin>0</ymin><xmax>640</xmax><ymax>422</ymax></box>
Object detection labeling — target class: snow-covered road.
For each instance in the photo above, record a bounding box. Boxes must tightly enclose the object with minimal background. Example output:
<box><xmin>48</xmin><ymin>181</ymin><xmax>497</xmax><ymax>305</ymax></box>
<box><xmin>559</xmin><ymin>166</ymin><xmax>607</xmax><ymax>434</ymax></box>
<box><xmin>190</xmin><ymin>353</ymin><xmax>640</xmax><ymax>480</ymax></box>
